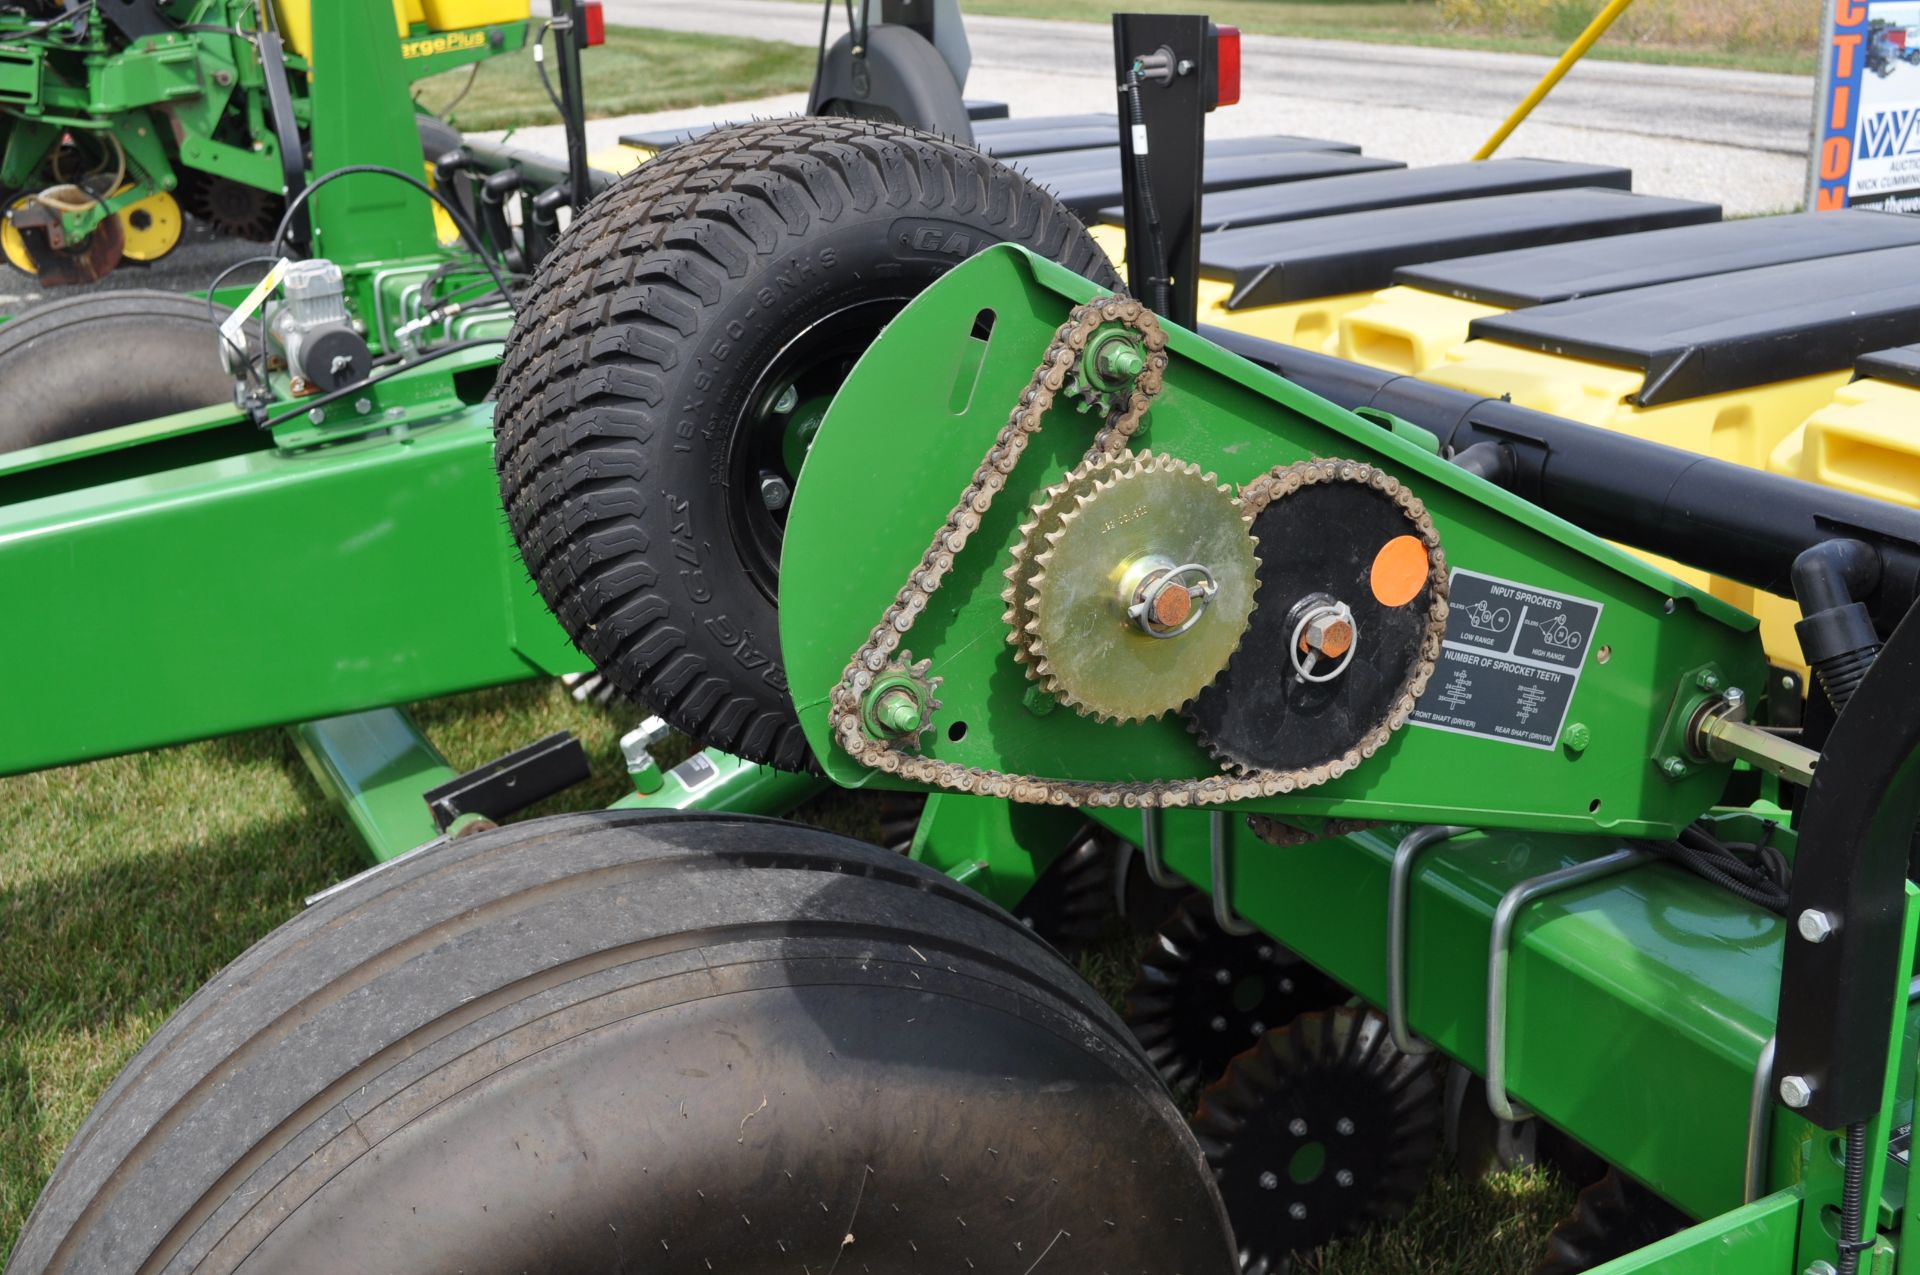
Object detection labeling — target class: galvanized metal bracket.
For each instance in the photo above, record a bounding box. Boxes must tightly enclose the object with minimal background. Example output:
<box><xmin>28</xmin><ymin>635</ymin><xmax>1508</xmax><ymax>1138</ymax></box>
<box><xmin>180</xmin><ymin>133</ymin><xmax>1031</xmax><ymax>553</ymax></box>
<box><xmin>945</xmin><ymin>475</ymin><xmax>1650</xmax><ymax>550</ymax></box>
<box><xmin>1486</xmin><ymin>846</ymin><xmax>1653</xmax><ymax>1122</ymax></box>
<box><xmin>1387</xmin><ymin>824</ymin><xmax>1473</xmax><ymax>1055</ymax></box>
<box><xmin>1208</xmin><ymin>810</ymin><xmax>1256</xmax><ymax>936</ymax></box>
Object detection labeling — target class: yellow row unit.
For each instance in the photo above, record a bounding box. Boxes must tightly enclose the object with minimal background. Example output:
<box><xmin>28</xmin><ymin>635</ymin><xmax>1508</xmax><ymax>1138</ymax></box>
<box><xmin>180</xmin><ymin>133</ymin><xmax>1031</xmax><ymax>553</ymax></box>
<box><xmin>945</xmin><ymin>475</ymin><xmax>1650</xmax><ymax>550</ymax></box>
<box><xmin>273</xmin><ymin>0</ymin><xmax>528</xmax><ymax>59</ymax></box>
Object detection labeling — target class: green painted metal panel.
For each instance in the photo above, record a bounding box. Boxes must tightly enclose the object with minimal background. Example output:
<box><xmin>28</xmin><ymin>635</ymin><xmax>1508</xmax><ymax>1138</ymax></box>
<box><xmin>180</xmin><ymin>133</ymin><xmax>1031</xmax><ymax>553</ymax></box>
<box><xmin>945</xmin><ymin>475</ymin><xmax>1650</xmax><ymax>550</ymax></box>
<box><xmin>0</xmin><ymin>403</ymin><xmax>582</xmax><ymax>775</ymax></box>
<box><xmin>1588</xmin><ymin>1189</ymin><xmax>1800</xmax><ymax>1274</ymax></box>
<box><xmin>910</xmin><ymin>791</ymin><xmax>1088</xmax><ymax>911</ymax></box>
<box><xmin>782</xmin><ymin>245</ymin><xmax>1763</xmax><ymax>837</ymax></box>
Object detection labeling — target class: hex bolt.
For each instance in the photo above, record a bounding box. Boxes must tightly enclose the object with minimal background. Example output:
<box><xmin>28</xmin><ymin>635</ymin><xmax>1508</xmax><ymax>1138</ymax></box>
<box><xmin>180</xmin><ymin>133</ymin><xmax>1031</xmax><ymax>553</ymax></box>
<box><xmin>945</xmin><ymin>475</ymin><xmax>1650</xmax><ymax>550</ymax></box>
<box><xmin>1097</xmin><ymin>341</ymin><xmax>1146</xmax><ymax>382</ymax></box>
<box><xmin>872</xmin><ymin>689</ymin><xmax>922</xmax><ymax>737</ymax></box>
<box><xmin>1797</xmin><ymin>909</ymin><xmax>1838</xmax><ymax>944</ymax></box>
<box><xmin>1258</xmin><ymin>1171</ymin><xmax>1279</xmax><ymax>1191</ymax></box>
<box><xmin>1287</xmin><ymin>1118</ymin><xmax>1308</xmax><ymax>1137</ymax></box>
<box><xmin>1806</xmin><ymin>1262</ymin><xmax>1838</xmax><ymax>1275</ymax></box>
<box><xmin>1660</xmin><ymin>756</ymin><xmax>1690</xmax><ymax>779</ymax></box>
<box><xmin>1695</xmin><ymin>669</ymin><xmax>1723</xmax><ymax>692</ymax></box>
<box><xmin>771</xmin><ymin>384</ymin><xmax>799</xmax><ymax>415</ymax></box>
<box><xmin>306</xmin><ymin>406</ymin><xmax>326</xmax><ymax>425</ymax></box>
<box><xmin>1335</xmin><ymin>1170</ymin><xmax>1355</xmax><ymax>1188</ymax></box>
<box><xmin>1288</xmin><ymin>1203</ymin><xmax>1308</xmax><ymax>1221</ymax></box>
<box><xmin>354</xmin><ymin>397</ymin><xmax>373</xmax><ymax>415</ymax></box>
<box><xmin>1022</xmin><ymin>686</ymin><xmax>1056</xmax><ymax>716</ymax></box>
<box><xmin>1723</xmin><ymin>686</ymin><xmax>1747</xmax><ymax>713</ymax></box>
<box><xmin>1209</xmin><ymin>1015</ymin><xmax>1228</xmax><ymax>1032</ymax></box>
<box><xmin>1214</xmin><ymin>969</ymin><xmax>1232</xmax><ymax>985</ymax></box>
<box><xmin>1336</xmin><ymin>1118</ymin><xmax>1356</xmax><ymax>1136</ymax></box>
<box><xmin>1562</xmin><ymin>722</ymin><xmax>1591</xmax><ymax>755</ymax></box>
<box><xmin>760</xmin><ymin>473</ymin><xmax>792</xmax><ymax>512</ymax></box>
<box><xmin>1779</xmin><ymin>1075</ymin><xmax>1815</xmax><ymax>1108</ymax></box>
<box><xmin>1305</xmin><ymin>612</ymin><xmax>1355</xmax><ymax>662</ymax></box>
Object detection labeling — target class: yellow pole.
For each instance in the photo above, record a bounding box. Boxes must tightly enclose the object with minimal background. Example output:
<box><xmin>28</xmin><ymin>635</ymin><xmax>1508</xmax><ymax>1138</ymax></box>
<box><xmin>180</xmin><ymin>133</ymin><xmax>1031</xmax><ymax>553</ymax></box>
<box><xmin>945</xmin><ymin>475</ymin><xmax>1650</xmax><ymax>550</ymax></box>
<box><xmin>1473</xmin><ymin>0</ymin><xmax>1637</xmax><ymax>160</ymax></box>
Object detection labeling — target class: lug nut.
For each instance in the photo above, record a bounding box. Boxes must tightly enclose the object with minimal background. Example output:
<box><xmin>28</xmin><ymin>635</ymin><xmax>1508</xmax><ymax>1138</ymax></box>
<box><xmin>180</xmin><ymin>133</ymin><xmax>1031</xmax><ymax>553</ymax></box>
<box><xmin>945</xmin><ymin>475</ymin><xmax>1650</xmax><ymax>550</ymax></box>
<box><xmin>760</xmin><ymin>473</ymin><xmax>792</xmax><ymax>512</ymax></box>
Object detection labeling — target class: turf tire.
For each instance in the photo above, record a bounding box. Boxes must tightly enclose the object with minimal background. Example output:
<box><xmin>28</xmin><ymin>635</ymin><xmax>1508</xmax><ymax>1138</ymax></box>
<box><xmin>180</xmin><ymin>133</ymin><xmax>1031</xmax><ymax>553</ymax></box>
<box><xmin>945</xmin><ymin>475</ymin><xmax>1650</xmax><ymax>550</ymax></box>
<box><xmin>492</xmin><ymin>118</ymin><xmax>1121</xmax><ymax>770</ymax></box>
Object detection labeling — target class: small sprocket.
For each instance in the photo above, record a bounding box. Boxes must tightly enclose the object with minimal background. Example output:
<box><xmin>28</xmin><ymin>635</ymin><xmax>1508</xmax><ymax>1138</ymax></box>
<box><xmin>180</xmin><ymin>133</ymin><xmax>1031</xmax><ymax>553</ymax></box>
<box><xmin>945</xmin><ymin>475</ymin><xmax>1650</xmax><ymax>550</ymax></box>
<box><xmin>855</xmin><ymin>651</ymin><xmax>942</xmax><ymax>750</ymax></box>
<box><xmin>1011</xmin><ymin>450</ymin><xmax>1259</xmax><ymax>724</ymax></box>
<box><xmin>1193</xmin><ymin>1007</ymin><xmax>1441</xmax><ymax>1274</ymax></box>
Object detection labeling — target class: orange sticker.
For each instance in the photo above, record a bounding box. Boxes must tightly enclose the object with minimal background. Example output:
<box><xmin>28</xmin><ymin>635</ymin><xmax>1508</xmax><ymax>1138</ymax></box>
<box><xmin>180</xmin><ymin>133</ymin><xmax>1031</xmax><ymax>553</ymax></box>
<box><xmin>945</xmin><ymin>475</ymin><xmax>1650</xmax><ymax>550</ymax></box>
<box><xmin>1370</xmin><ymin>535</ymin><xmax>1429</xmax><ymax>608</ymax></box>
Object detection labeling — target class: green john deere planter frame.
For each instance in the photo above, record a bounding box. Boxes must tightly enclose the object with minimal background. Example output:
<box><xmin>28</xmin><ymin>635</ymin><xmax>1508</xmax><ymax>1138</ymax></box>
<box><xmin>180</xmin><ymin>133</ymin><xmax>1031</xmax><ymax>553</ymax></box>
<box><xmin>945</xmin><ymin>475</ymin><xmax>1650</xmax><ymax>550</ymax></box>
<box><xmin>3</xmin><ymin>23</ymin><xmax>1919</xmax><ymax>1263</ymax></box>
<box><xmin>9</xmin><ymin>238</ymin><xmax>1919</xmax><ymax>1273</ymax></box>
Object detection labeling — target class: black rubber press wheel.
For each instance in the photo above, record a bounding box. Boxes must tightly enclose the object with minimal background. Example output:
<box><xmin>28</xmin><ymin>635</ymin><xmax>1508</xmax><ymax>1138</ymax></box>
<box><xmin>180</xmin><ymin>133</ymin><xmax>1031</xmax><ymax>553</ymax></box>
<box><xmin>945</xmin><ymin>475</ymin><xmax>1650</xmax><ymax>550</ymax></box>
<box><xmin>0</xmin><ymin>290</ymin><xmax>233</xmax><ymax>452</ymax></box>
<box><xmin>492</xmin><ymin>118</ymin><xmax>1120</xmax><ymax>771</ymax></box>
<box><xmin>7</xmin><ymin>812</ymin><xmax>1234</xmax><ymax>1275</ymax></box>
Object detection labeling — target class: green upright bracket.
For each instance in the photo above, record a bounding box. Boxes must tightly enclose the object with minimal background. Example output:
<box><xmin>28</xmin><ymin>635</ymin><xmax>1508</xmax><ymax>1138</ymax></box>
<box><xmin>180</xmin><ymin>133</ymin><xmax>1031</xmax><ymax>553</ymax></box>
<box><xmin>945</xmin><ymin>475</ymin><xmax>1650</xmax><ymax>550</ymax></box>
<box><xmin>306</xmin><ymin>0</ymin><xmax>440</xmax><ymax>263</ymax></box>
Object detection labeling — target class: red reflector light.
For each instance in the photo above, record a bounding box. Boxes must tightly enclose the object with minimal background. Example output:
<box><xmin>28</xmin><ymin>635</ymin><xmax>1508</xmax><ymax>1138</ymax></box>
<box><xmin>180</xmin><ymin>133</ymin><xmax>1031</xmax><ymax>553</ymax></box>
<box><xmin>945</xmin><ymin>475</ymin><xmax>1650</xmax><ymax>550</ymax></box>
<box><xmin>580</xmin><ymin>1</ymin><xmax>605</xmax><ymax>47</ymax></box>
<box><xmin>1213</xmin><ymin>24</ymin><xmax>1241</xmax><ymax>108</ymax></box>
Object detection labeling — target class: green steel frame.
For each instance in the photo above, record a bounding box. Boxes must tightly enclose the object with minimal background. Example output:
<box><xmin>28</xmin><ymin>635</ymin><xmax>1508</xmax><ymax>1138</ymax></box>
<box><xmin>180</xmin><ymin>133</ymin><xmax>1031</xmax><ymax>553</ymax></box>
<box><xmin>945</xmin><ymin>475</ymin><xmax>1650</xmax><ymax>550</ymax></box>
<box><xmin>781</xmin><ymin>247</ymin><xmax>1762</xmax><ymax>837</ymax></box>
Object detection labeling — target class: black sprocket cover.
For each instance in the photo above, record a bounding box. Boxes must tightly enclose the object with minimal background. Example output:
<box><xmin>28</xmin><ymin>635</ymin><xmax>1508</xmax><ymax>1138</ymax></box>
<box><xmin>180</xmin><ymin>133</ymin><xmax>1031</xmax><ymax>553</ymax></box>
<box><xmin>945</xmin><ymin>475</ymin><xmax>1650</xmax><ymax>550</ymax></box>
<box><xmin>1193</xmin><ymin>1007</ymin><xmax>1440</xmax><ymax>1274</ymax></box>
<box><xmin>1187</xmin><ymin>479</ymin><xmax>1435</xmax><ymax>772</ymax></box>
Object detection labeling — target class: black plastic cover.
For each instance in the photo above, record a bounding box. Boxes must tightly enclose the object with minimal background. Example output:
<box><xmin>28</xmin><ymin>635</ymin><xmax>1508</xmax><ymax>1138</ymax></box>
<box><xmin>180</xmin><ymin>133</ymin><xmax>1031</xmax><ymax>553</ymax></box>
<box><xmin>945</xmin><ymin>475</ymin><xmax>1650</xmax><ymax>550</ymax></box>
<box><xmin>966</xmin><ymin>99</ymin><xmax>1011</xmax><ymax>120</ymax></box>
<box><xmin>1856</xmin><ymin>343</ymin><xmax>1920</xmax><ymax>388</ymax></box>
<box><xmin>1401</xmin><ymin>208</ymin><xmax>1920</xmax><ymax>308</ymax></box>
<box><xmin>1030</xmin><ymin>147</ymin><xmax>1390</xmax><ymax>218</ymax></box>
<box><xmin>1203</xmin><ymin>189</ymin><xmax>1721</xmax><ymax>309</ymax></box>
<box><xmin>1098</xmin><ymin>158</ymin><xmax>1631</xmax><ymax>232</ymax></box>
<box><xmin>1471</xmin><ymin>243</ymin><xmax>1920</xmax><ymax>404</ymax></box>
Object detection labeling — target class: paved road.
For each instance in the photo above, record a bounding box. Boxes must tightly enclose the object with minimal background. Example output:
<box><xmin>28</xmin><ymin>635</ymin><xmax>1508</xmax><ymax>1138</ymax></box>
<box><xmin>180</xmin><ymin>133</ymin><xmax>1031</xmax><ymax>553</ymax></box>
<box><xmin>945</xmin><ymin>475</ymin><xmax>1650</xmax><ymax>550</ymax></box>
<box><xmin>608</xmin><ymin>0</ymin><xmax>1814</xmax><ymax>215</ymax></box>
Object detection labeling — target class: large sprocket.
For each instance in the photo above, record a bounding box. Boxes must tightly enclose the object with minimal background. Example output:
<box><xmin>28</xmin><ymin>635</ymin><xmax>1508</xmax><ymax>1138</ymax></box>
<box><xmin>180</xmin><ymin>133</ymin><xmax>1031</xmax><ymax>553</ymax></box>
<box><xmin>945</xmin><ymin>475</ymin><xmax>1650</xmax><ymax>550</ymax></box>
<box><xmin>1186</xmin><ymin>459</ymin><xmax>1448</xmax><ymax>775</ymax></box>
<box><xmin>1013</xmin><ymin>450</ymin><xmax>1260</xmax><ymax>723</ymax></box>
<box><xmin>1193</xmin><ymin>1007</ymin><xmax>1441</xmax><ymax>1274</ymax></box>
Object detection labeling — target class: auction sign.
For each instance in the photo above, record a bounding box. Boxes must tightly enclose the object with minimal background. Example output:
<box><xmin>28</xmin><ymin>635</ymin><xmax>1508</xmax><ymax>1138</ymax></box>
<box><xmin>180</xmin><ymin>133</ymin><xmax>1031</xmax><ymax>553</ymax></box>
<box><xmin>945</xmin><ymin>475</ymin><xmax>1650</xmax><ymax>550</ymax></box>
<box><xmin>1811</xmin><ymin>0</ymin><xmax>1920</xmax><ymax>211</ymax></box>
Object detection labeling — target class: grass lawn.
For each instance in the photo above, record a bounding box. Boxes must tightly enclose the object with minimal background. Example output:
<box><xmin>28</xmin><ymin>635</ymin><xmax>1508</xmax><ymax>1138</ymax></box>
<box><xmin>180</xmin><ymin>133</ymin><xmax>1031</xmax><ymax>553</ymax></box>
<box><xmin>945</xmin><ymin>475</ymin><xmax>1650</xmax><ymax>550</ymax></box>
<box><xmin>826</xmin><ymin>0</ymin><xmax>1816</xmax><ymax>76</ymax></box>
<box><xmin>1</xmin><ymin>677</ymin><xmax>1573</xmax><ymax>1269</ymax></box>
<box><xmin>411</xmin><ymin>26</ymin><xmax>816</xmax><ymax>132</ymax></box>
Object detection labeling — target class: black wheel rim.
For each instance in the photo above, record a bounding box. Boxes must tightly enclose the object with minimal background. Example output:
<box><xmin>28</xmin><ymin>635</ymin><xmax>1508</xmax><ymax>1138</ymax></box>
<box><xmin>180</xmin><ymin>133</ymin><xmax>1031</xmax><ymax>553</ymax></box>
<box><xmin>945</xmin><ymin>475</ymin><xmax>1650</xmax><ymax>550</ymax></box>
<box><xmin>727</xmin><ymin>296</ymin><xmax>908</xmax><ymax>605</ymax></box>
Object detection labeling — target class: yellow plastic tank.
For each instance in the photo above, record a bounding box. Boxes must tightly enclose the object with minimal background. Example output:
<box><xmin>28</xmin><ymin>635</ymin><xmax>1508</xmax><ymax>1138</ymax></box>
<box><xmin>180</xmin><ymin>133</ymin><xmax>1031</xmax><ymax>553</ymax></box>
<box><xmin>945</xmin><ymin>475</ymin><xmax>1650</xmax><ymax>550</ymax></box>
<box><xmin>1756</xmin><ymin>374</ymin><xmax>1920</xmax><ymax>673</ymax></box>
<box><xmin>274</xmin><ymin>0</ymin><xmax>525</xmax><ymax>58</ymax></box>
<box><xmin>1335</xmin><ymin>285</ymin><xmax>1505</xmax><ymax>375</ymax></box>
<box><xmin>1087</xmin><ymin>223</ymin><xmax>1368</xmax><ymax>350</ymax></box>
<box><xmin>418</xmin><ymin>0</ymin><xmax>532</xmax><ymax>30</ymax></box>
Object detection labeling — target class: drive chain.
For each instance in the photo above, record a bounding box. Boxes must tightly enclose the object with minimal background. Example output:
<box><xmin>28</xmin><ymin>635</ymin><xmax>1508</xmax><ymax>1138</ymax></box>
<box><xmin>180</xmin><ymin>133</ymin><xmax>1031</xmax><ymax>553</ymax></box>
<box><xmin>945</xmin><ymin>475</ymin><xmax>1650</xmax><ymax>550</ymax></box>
<box><xmin>827</xmin><ymin>294</ymin><xmax>1448</xmax><ymax>808</ymax></box>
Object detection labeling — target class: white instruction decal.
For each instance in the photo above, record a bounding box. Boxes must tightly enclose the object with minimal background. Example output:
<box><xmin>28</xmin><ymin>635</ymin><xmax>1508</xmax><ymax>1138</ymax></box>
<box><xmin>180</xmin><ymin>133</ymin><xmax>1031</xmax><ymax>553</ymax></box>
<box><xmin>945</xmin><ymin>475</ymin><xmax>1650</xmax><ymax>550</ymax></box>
<box><xmin>1411</xmin><ymin>568</ymin><xmax>1603</xmax><ymax>749</ymax></box>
